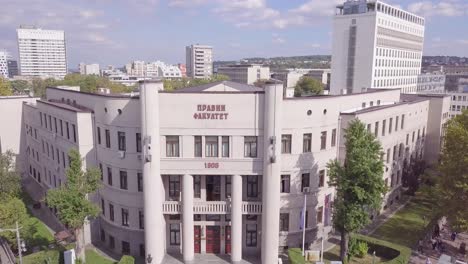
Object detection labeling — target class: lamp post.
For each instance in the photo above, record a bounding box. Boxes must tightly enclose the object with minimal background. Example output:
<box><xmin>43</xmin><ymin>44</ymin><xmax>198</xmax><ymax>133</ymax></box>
<box><xmin>301</xmin><ymin>187</ymin><xmax>310</xmax><ymax>257</ymax></box>
<box><xmin>0</xmin><ymin>221</ymin><xmax>25</xmax><ymax>264</ymax></box>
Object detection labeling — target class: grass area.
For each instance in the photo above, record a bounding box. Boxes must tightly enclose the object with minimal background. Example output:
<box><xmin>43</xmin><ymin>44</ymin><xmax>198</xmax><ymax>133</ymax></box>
<box><xmin>85</xmin><ymin>249</ymin><xmax>116</xmax><ymax>264</ymax></box>
<box><xmin>371</xmin><ymin>191</ymin><xmax>434</xmax><ymax>248</ymax></box>
<box><xmin>23</xmin><ymin>216</ymin><xmax>55</xmax><ymax>249</ymax></box>
<box><xmin>324</xmin><ymin>245</ymin><xmax>389</xmax><ymax>263</ymax></box>
<box><xmin>23</xmin><ymin>248</ymin><xmax>116</xmax><ymax>264</ymax></box>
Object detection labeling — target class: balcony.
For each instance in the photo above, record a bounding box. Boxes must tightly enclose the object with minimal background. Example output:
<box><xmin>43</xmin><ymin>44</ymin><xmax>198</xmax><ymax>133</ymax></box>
<box><xmin>162</xmin><ymin>201</ymin><xmax>262</xmax><ymax>215</ymax></box>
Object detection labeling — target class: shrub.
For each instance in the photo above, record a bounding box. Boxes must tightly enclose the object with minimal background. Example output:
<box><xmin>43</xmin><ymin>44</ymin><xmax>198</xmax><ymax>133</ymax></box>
<box><xmin>349</xmin><ymin>237</ymin><xmax>369</xmax><ymax>258</ymax></box>
<box><xmin>288</xmin><ymin>248</ymin><xmax>305</xmax><ymax>264</ymax></box>
<box><xmin>118</xmin><ymin>255</ymin><xmax>135</xmax><ymax>264</ymax></box>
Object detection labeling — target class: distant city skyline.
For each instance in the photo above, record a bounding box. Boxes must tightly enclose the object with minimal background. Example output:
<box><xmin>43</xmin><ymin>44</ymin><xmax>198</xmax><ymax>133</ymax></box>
<box><xmin>1</xmin><ymin>0</ymin><xmax>468</xmax><ymax>67</ymax></box>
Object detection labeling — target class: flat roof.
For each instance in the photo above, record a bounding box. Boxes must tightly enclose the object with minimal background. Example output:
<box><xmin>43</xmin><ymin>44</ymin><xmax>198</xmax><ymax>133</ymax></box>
<box><xmin>37</xmin><ymin>99</ymin><xmax>93</xmax><ymax>113</ymax></box>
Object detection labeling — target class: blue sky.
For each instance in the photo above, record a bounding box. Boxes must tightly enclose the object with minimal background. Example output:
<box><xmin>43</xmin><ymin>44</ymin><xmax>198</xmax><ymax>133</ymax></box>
<box><xmin>1</xmin><ymin>0</ymin><xmax>468</xmax><ymax>67</ymax></box>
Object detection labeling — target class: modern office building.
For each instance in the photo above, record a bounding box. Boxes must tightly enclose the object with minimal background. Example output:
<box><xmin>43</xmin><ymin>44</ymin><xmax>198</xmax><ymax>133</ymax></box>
<box><xmin>0</xmin><ymin>50</ymin><xmax>11</xmax><ymax>79</ymax></box>
<box><xmin>186</xmin><ymin>44</ymin><xmax>213</xmax><ymax>79</ymax></box>
<box><xmin>79</xmin><ymin>63</ymin><xmax>100</xmax><ymax>76</ymax></box>
<box><xmin>217</xmin><ymin>64</ymin><xmax>270</xmax><ymax>84</ymax></box>
<box><xmin>330</xmin><ymin>0</ymin><xmax>425</xmax><ymax>95</ymax></box>
<box><xmin>8</xmin><ymin>59</ymin><xmax>19</xmax><ymax>78</ymax></box>
<box><xmin>416</xmin><ymin>73</ymin><xmax>445</xmax><ymax>94</ymax></box>
<box><xmin>272</xmin><ymin>69</ymin><xmax>331</xmax><ymax>97</ymax></box>
<box><xmin>17</xmin><ymin>26</ymin><xmax>67</xmax><ymax>79</ymax></box>
<box><xmin>19</xmin><ymin>80</ymin><xmax>450</xmax><ymax>263</ymax></box>
<box><xmin>449</xmin><ymin>92</ymin><xmax>468</xmax><ymax>117</ymax></box>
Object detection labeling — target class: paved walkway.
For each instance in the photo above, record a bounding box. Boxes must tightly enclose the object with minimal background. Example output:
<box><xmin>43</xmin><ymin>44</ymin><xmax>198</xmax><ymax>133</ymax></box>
<box><xmin>162</xmin><ymin>253</ymin><xmax>260</xmax><ymax>264</ymax></box>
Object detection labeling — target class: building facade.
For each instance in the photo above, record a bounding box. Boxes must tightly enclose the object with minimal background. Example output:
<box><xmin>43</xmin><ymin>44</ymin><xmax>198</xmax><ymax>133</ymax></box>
<box><xmin>417</xmin><ymin>73</ymin><xmax>445</xmax><ymax>94</ymax></box>
<box><xmin>79</xmin><ymin>63</ymin><xmax>100</xmax><ymax>76</ymax></box>
<box><xmin>19</xmin><ymin>81</ymin><xmax>450</xmax><ymax>264</ymax></box>
<box><xmin>17</xmin><ymin>26</ymin><xmax>67</xmax><ymax>79</ymax></box>
<box><xmin>449</xmin><ymin>92</ymin><xmax>468</xmax><ymax>118</ymax></box>
<box><xmin>186</xmin><ymin>45</ymin><xmax>213</xmax><ymax>79</ymax></box>
<box><xmin>0</xmin><ymin>50</ymin><xmax>11</xmax><ymax>79</ymax></box>
<box><xmin>331</xmin><ymin>0</ymin><xmax>425</xmax><ymax>94</ymax></box>
<box><xmin>217</xmin><ymin>64</ymin><xmax>270</xmax><ymax>84</ymax></box>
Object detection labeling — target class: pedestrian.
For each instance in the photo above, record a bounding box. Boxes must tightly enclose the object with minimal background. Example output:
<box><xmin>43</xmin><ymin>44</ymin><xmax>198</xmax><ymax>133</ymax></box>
<box><xmin>426</xmin><ymin>257</ymin><xmax>432</xmax><ymax>264</ymax></box>
<box><xmin>451</xmin><ymin>231</ymin><xmax>457</xmax><ymax>241</ymax></box>
<box><xmin>418</xmin><ymin>239</ymin><xmax>424</xmax><ymax>253</ymax></box>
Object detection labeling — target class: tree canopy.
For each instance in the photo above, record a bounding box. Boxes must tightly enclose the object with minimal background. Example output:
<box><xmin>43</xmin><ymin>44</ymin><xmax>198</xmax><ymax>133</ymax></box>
<box><xmin>435</xmin><ymin>110</ymin><xmax>468</xmax><ymax>231</ymax></box>
<box><xmin>0</xmin><ymin>150</ymin><xmax>21</xmax><ymax>200</ymax></box>
<box><xmin>163</xmin><ymin>74</ymin><xmax>230</xmax><ymax>91</ymax></box>
<box><xmin>294</xmin><ymin>76</ymin><xmax>323</xmax><ymax>97</ymax></box>
<box><xmin>0</xmin><ymin>77</ymin><xmax>13</xmax><ymax>96</ymax></box>
<box><xmin>327</xmin><ymin>119</ymin><xmax>387</xmax><ymax>260</ymax></box>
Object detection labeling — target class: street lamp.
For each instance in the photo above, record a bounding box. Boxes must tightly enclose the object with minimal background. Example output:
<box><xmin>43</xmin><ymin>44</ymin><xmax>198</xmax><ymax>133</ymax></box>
<box><xmin>0</xmin><ymin>221</ymin><xmax>24</xmax><ymax>264</ymax></box>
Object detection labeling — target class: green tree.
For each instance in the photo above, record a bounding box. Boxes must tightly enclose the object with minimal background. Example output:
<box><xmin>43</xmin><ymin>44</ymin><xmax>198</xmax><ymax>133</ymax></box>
<box><xmin>163</xmin><ymin>74</ymin><xmax>230</xmax><ymax>91</ymax></box>
<box><xmin>434</xmin><ymin>110</ymin><xmax>468</xmax><ymax>231</ymax></box>
<box><xmin>294</xmin><ymin>76</ymin><xmax>323</xmax><ymax>97</ymax></box>
<box><xmin>327</xmin><ymin>120</ymin><xmax>387</xmax><ymax>261</ymax></box>
<box><xmin>0</xmin><ymin>77</ymin><xmax>13</xmax><ymax>96</ymax></box>
<box><xmin>0</xmin><ymin>150</ymin><xmax>21</xmax><ymax>200</ymax></box>
<box><xmin>46</xmin><ymin>149</ymin><xmax>101</xmax><ymax>262</ymax></box>
<box><xmin>10</xmin><ymin>80</ymin><xmax>31</xmax><ymax>94</ymax></box>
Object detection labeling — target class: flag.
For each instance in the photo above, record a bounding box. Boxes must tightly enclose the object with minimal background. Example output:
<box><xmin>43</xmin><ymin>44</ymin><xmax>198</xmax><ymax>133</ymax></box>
<box><xmin>299</xmin><ymin>206</ymin><xmax>305</xmax><ymax>230</ymax></box>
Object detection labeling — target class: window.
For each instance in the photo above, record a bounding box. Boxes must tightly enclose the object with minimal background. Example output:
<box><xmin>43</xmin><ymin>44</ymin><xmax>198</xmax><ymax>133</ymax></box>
<box><xmin>121</xmin><ymin>208</ymin><xmax>129</xmax><ymax>226</ymax></box>
<box><xmin>317</xmin><ymin>206</ymin><xmax>323</xmax><ymax>224</ymax></box>
<box><xmin>166</xmin><ymin>136</ymin><xmax>180</xmax><ymax>157</ymax></box>
<box><xmin>280</xmin><ymin>213</ymin><xmax>289</xmax><ymax>231</ymax></box>
<box><xmin>122</xmin><ymin>241</ymin><xmax>130</xmax><ymax>255</ymax></box>
<box><xmin>205</xmin><ymin>136</ymin><xmax>218</xmax><ymax>157</ymax></box>
<box><xmin>303</xmin><ymin>133</ymin><xmax>312</xmax><ymax>152</ymax></box>
<box><xmin>382</xmin><ymin>120</ymin><xmax>386</xmax><ymax>136</ymax></box>
<box><xmin>301</xmin><ymin>173</ymin><xmax>310</xmax><ymax>192</ymax></box>
<box><xmin>305</xmin><ymin>210</ymin><xmax>309</xmax><ymax>228</ymax></box>
<box><xmin>401</xmin><ymin>114</ymin><xmax>405</xmax><ymax>129</ymax></box>
<box><xmin>101</xmin><ymin>199</ymin><xmax>105</xmax><ymax>216</ymax></box>
<box><xmin>60</xmin><ymin>120</ymin><xmax>63</xmax><ymax>136</ymax></box>
<box><xmin>389</xmin><ymin>118</ymin><xmax>393</xmax><ymax>134</ymax></box>
<box><xmin>169</xmin><ymin>175</ymin><xmax>180</xmax><ymax>199</ymax></box>
<box><xmin>319</xmin><ymin>170</ymin><xmax>325</xmax><ymax>187</ymax></box>
<box><xmin>374</xmin><ymin>122</ymin><xmax>379</xmax><ymax>137</ymax></box>
<box><xmin>139</xmin><ymin>244</ymin><xmax>145</xmax><ymax>258</ymax></box>
<box><xmin>246</xmin><ymin>224</ymin><xmax>257</xmax><ymax>247</ymax></box>
<box><xmin>97</xmin><ymin>127</ymin><xmax>101</xmax><ymax>145</ymax></box>
<box><xmin>118</xmin><ymin>132</ymin><xmax>126</xmax><ymax>151</ymax></box>
<box><xmin>386</xmin><ymin>148</ymin><xmax>391</xmax><ymax>163</ymax></box>
<box><xmin>320</xmin><ymin>131</ymin><xmax>327</xmax><ymax>150</ymax></box>
<box><xmin>225</xmin><ymin>176</ymin><xmax>231</xmax><ymax>198</ymax></box>
<box><xmin>169</xmin><ymin>224</ymin><xmax>180</xmax><ymax>245</ymax></box>
<box><xmin>393</xmin><ymin>145</ymin><xmax>397</xmax><ymax>160</ymax></box>
<box><xmin>246</xmin><ymin>175</ymin><xmax>258</xmax><ymax>198</ymax></box>
<box><xmin>194</xmin><ymin>136</ymin><xmax>202</xmax><ymax>157</ymax></box>
<box><xmin>331</xmin><ymin>129</ymin><xmax>337</xmax><ymax>147</ymax></box>
<box><xmin>280</xmin><ymin>175</ymin><xmax>290</xmax><ymax>193</ymax></box>
<box><xmin>395</xmin><ymin>116</ymin><xmax>399</xmax><ymax>131</ymax></box>
<box><xmin>54</xmin><ymin>118</ymin><xmax>57</xmax><ymax>133</ymax></box>
<box><xmin>109</xmin><ymin>204</ymin><xmax>114</xmax><ymax>221</ymax></box>
<box><xmin>62</xmin><ymin>152</ymin><xmax>66</xmax><ymax>168</ymax></box>
<box><xmin>120</xmin><ymin>171</ymin><xmax>128</xmax><ymax>190</ymax></box>
<box><xmin>399</xmin><ymin>144</ymin><xmax>403</xmax><ymax>158</ymax></box>
<box><xmin>367</xmin><ymin>124</ymin><xmax>371</xmax><ymax>132</ymax></box>
<box><xmin>66</xmin><ymin>122</ymin><xmax>70</xmax><ymax>140</ymax></box>
<box><xmin>281</xmin><ymin>134</ymin><xmax>292</xmax><ymax>154</ymax></box>
<box><xmin>244</xmin><ymin>136</ymin><xmax>257</xmax><ymax>157</ymax></box>
<box><xmin>136</xmin><ymin>133</ymin><xmax>141</xmax><ymax>153</ymax></box>
<box><xmin>137</xmin><ymin>173</ymin><xmax>143</xmax><ymax>192</ymax></box>
<box><xmin>412</xmin><ymin>131</ymin><xmax>415</xmax><ymax>142</ymax></box>
<box><xmin>99</xmin><ymin>163</ymin><xmax>103</xmax><ymax>181</ymax></box>
<box><xmin>107</xmin><ymin>167</ymin><xmax>113</xmax><ymax>186</ymax></box>
<box><xmin>105</xmin><ymin>129</ymin><xmax>111</xmax><ymax>148</ymax></box>
<box><xmin>39</xmin><ymin>112</ymin><xmax>43</xmax><ymax>126</ymax></box>
<box><xmin>194</xmin><ymin>175</ymin><xmax>201</xmax><ymax>198</ymax></box>
<box><xmin>48</xmin><ymin>115</ymin><xmax>52</xmax><ymax>131</ymax></box>
<box><xmin>72</xmin><ymin>124</ymin><xmax>76</xmax><ymax>143</ymax></box>
<box><xmin>222</xmin><ymin>136</ymin><xmax>229</xmax><ymax>157</ymax></box>
<box><xmin>139</xmin><ymin>211</ymin><xmax>144</xmax><ymax>229</ymax></box>
<box><xmin>109</xmin><ymin>235</ymin><xmax>115</xmax><ymax>249</ymax></box>
<box><xmin>406</xmin><ymin>134</ymin><xmax>409</xmax><ymax>145</ymax></box>
<box><xmin>100</xmin><ymin>229</ymin><xmax>105</xmax><ymax>242</ymax></box>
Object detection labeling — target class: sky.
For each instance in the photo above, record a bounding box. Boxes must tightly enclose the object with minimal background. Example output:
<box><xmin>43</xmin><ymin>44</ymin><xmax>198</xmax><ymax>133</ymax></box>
<box><xmin>1</xmin><ymin>0</ymin><xmax>468</xmax><ymax>68</ymax></box>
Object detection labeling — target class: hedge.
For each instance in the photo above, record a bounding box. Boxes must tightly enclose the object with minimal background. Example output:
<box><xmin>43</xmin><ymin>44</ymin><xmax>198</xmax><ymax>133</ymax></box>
<box><xmin>118</xmin><ymin>255</ymin><xmax>135</xmax><ymax>264</ymax></box>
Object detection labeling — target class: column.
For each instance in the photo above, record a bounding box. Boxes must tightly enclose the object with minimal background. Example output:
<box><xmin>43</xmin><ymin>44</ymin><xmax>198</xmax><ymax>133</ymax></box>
<box><xmin>261</xmin><ymin>80</ymin><xmax>283</xmax><ymax>264</ymax></box>
<box><xmin>231</xmin><ymin>174</ymin><xmax>243</xmax><ymax>262</ymax></box>
<box><xmin>140</xmin><ymin>80</ymin><xmax>165</xmax><ymax>264</ymax></box>
<box><xmin>182</xmin><ymin>174</ymin><xmax>194</xmax><ymax>262</ymax></box>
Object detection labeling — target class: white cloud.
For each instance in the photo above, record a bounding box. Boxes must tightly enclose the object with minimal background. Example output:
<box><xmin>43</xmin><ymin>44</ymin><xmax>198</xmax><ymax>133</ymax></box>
<box><xmin>87</xmin><ymin>23</ymin><xmax>109</xmax><ymax>29</ymax></box>
<box><xmin>407</xmin><ymin>1</ymin><xmax>468</xmax><ymax>17</ymax></box>
<box><xmin>272</xmin><ymin>33</ymin><xmax>285</xmax><ymax>44</ymax></box>
<box><xmin>457</xmin><ymin>39</ymin><xmax>468</xmax><ymax>45</ymax></box>
<box><xmin>79</xmin><ymin>10</ymin><xmax>100</xmax><ymax>19</ymax></box>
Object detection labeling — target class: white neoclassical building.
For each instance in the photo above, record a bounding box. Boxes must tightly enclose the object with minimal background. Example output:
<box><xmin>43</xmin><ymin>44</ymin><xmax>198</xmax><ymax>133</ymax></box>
<box><xmin>16</xmin><ymin>80</ymin><xmax>450</xmax><ymax>264</ymax></box>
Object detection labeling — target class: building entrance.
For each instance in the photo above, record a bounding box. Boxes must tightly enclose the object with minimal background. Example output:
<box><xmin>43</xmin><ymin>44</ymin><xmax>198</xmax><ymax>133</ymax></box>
<box><xmin>206</xmin><ymin>226</ymin><xmax>221</xmax><ymax>254</ymax></box>
<box><xmin>194</xmin><ymin>225</ymin><xmax>201</xmax><ymax>253</ymax></box>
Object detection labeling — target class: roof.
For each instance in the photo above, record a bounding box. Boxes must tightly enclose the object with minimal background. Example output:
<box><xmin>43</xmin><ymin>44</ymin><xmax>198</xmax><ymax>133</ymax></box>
<box><xmin>170</xmin><ymin>81</ymin><xmax>264</xmax><ymax>93</ymax></box>
<box><xmin>37</xmin><ymin>99</ymin><xmax>93</xmax><ymax>113</ymax></box>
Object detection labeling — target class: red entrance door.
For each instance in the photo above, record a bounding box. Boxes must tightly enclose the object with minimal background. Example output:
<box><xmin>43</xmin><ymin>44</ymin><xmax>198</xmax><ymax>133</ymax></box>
<box><xmin>206</xmin><ymin>226</ymin><xmax>221</xmax><ymax>254</ymax></box>
<box><xmin>225</xmin><ymin>226</ymin><xmax>231</xmax><ymax>254</ymax></box>
<box><xmin>194</xmin><ymin>226</ymin><xmax>201</xmax><ymax>253</ymax></box>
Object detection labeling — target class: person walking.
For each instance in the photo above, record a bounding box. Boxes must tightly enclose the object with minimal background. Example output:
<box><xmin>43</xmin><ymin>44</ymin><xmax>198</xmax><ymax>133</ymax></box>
<box><xmin>451</xmin><ymin>231</ymin><xmax>457</xmax><ymax>241</ymax></box>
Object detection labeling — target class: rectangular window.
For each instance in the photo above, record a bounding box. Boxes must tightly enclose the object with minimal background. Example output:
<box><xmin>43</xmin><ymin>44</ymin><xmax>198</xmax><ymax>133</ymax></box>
<box><xmin>107</xmin><ymin>167</ymin><xmax>113</xmax><ymax>186</ymax></box>
<box><xmin>170</xmin><ymin>224</ymin><xmax>180</xmax><ymax>245</ymax></box>
<box><xmin>139</xmin><ymin>244</ymin><xmax>145</xmax><ymax>258</ymax></box>
<box><xmin>418</xmin><ymin>129</ymin><xmax>421</xmax><ymax>139</ymax></box>
<box><xmin>374</xmin><ymin>122</ymin><xmax>379</xmax><ymax>137</ymax></box>
<box><xmin>320</xmin><ymin>131</ymin><xmax>327</xmax><ymax>150</ymax></box>
<box><xmin>56</xmin><ymin>149</ymin><xmax>60</xmax><ymax>164</ymax></box>
<box><xmin>60</xmin><ymin>120</ymin><xmax>63</xmax><ymax>136</ymax></box>
<box><xmin>101</xmin><ymin>199</ymin><xmax>105</xmax><ymax>216</ymax></box>
<box><xmin>389</xmin><ymin>118</ymin><xmax>393</xmax><ymax>134</ymax></box>
<box><xmin>139</xmin><ymin>211</ymin><xmax>144</xmax><ymax>229</ymax></box>
<box><xmin>136</xmin><ymin>133</ymin><xmax>141</xmax><ymax>153</ymax></box>
<box><xmin>66</xmin><ymin>122</ymin><xmax>70</xmax><ymax>140</ymax></box>
<box><xmin>246</xmin><ymin>175</ymin><xmax>258</xmax><ymax>198</ymax></box>
<box><xmin>222</xmin><ymin>136</ymin><xmax>229</xmax><ymax>157</ymax></box>
<box><xmin>54</xmin><ymin>117</ymin><xmax>57</xmax><ymax>133</ymax></box>
<box><xmin>194</xmin><ymin>175</ymin><xmax>201</xmax><ymax>198</ymax></box>
<box><xmin>121</xmin><ymin>208</ymin><xmax>129</xmax><ymax>226</ymax></box>
<box><xmin>244</xmin><ymin>136</ymin><xmax>257</xmax><ymax>157</ymax></box>
<box><xmin>62</xmin><ymin>152</ymin><xmax>65</xmax><ymax>168</ymax></box>
<box><xmin>382</xmin><ymin>120</ymin><xmax>386</xmax><ymax>136</ymax></box>
<box><xmin>401</xmin><ymin>114</ymin><xmax>405</xmax><ymax>129</ymax></box>
<box><xmin>386</xmin><ymin>148</ymin><xmax>391</xmax><ymax>163</ymax></box>
<box><xmin>118</xmin><ymin>132</ymin><xmax>126</xmax><ymax>151</ymax></box>
<box><xmin>280</xmin><ymin>213</ymin><xmax>289</xmax><ymax>231</ymax></box>
<box><xmin>367</xmin><ymin>124</ymin><xmax>371</xmax><ymax>132</ymax></box>
<box><xmin>39</xmin><ymin>112</ymin><xmax>43</xmax><ymax>126</ymax></box>
<box><xmin>122</xmin><ymin>241</ymin><xmax>130</xmax><ymax>255</ymax></box>
<box><xmin>194</xmin><ymin>136</ymin><xmax>202</xmax><ymax>157</ymax></box>
<box><xmin>166</xmin><ymin>136</ymin><xmax>180</xmax><ymax>157</ymax></box>
<box><xmin>281</xmin><ymin>134</ymin><xmax>292</xmax><ymax>154</ymax></box>
<box><xmin>137</xmin><ymin>173</ymin><xmax>143</xmax><ymax>192</ymax></box>
<box><xmin>246</xmin><ymin>224</ymin><xmax>257</xmax><ymax>247</ymax></box>
<box><xmin>225</xmin><ymin>176</ymin><xmax>231</xmax><ymax>198</ymax></box>
<box><xmin>120</xmin><ymin>171</ymin><xmax>128</xmax><ymax>190</ymax></box>
<box><xmin>395</xmin><ymin>116</ymin><xmax>399</xmax><ymax>131</ymax></box>
<box><xmin>100</xmin><ymin>229</ymin><xmax>105</xmax><ymax>242</ymax></box>
<box><xmin>319</xmin><ymin>170</ymin><xmax>325</xmax><ymax>187</ymax></box>
<box><xmin>72</xmin><ymin>124</ymin><xmax>76</xmax><ymax>143</ymax></box>
<box><xmin>301</xmin><ymin>173</ymin><xmax>310</xmax><ymax>192</ymax></box>
<box><xmin>169</xmin><ymin>175</ymin><xmax>180</xmax><ymax>199</ymax></box>
<box><xmin>97</xmin><ymin>127</ymin><xmax>101</xmax><ymax>145</ymax></box>
<box><xmin>317</xmin><ymin>206</ymin><xmax>323</xmax><ymax>224</ymax></box>
<box><xmin>303</xmin><ymin>133</ymin><xmax>312</xmax><ymax>152</ymax></box>
<box><xmin>105</xmin><ymin>129</ymin><xmax>111</xmax><ymax>148</ymax></box>
<box><xmin>48</xmin><ymin>115</ymin><xmax>52</xmax><ymax>131</ymax></box>
<box><xmin>205</xmin><ymin>136</ymin><xmax>218</xmax><ymax>157</ymax></box>
<box><xmin>305</xmin><ymin>210</ymin><xmax>309</xmax><ymax>228</ymax></box>
<box><xmin>399</xmin><ymin>144</ymin><xmax>403</xmax><ymax>158</ymax></box>
<box><xmin>331</xmin><ymin>129</ymin><xmax>337</xmax><ymax>147</ymax></box>
<box><xmin>280</xmin><ymin>175</ymin><xmax>290</xmax><ymax>193</ymax></box>
<box><xmin>393</xmin><ymin>145</ymin><xmax>397</xmax><ymax>160</ymax></box>
<box><xmin>109</xmin><ymin>236</ymin><xmax>115</xmax><ymax>249</ymax></box>
<box><xmin>406</xmin><ymin>134</ymin><xmax>409</xmax><ymax>145</ymax></box>
<box><xmin>99</xmin><ymin>163</ymin><xmax>103</xmax><ymax>181</ymax></box>
<box><xmin>109</xmin><ymin>204</ymin><xmax>114</xmax><ymax>221</ymax></box>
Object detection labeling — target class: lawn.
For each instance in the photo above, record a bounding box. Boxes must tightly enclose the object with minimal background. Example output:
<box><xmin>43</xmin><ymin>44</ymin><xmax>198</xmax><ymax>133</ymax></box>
<box><xmin>23</xmin><ymin>248</ymin><xmax>116</xmax><ymax>264</ymax></box>
<box><xmin>85</xmin><ymin>249</ymin><xmax>116</xmax><ymax>264</ymax></box>
<box><xmin>371</xmin><ymin>191</ymin><xmax>435</xmax><ymax>248</ymax></box>
<box><xmin>324</xmin><ymin>245</ymin><xmax>389</xmax><ymax>263</ymax></box>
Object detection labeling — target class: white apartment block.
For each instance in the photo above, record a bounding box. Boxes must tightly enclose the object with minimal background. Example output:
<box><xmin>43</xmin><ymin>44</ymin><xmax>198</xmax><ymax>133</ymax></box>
<box><xmin>331</xmin><ymin>0</ymin><xmax>425</xmax><ymax>95</ymax></box>
<box><xmin>449</xmin><ymin>93</ymin><xmax>468</xmax><ymax>118</ymax></box>
<box><xmin>125</xmin><ymin>61</ymin><xmax>182</xmax><ymax>79</ymax></box>
<box><xmin>417</xmin><ymin>73</ymin><xmax>445</xmax><ymax>94</ymax></box>
<box><xmin>217</xmin><ymin>64</ymin><xmax>270</xmax><ymax>84</ymax></box>
<box><xmin>79</xmin><ymin>63</ymin><xmax>100</xmax><ymax>76</ymax></box>
<box><xmin>186</xmin><ymin>45</ymin><xmax>213</xmax><ymax>79</ymax></box>
<box><xmin>0</xmin><ymin>50</ymin><xmax>12</xmax><ymax>79</ymax></box>
<box><xmin>16</xmin><ymin>80</ymin><xmax>451</xmax><ymax>264</ymax></box>
<box><xmin>17</xmin><ymin>26</ymin><xmax>67</xmax><ymax>79</ymax></box>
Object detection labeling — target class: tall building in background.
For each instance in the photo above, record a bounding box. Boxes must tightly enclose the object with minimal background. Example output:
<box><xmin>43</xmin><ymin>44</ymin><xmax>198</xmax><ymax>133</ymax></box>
<box><xmin>217</xmin><ymin>64</ymin><xmax>270</xmax><ymax>84</ymax></box>
<box><xmin>330</xmin><ymin>0</ymin><xmax>425</xmax><ymax>95</ymax></box>
<box><xmin>79</xmin><ymin>63</ymin><xmax>100</xmax><ymax>75</ymax></box>
<box><xmin>0</xmin><ymin>50</ymin><xmax>11</xmax><ymax>78</ymax></box>
<box><xmin>17</xmin><ymin>26</ymin><xmax>67</xmax><ymax>79</ymax></box>
<box><xmin>186</xmin><ymin>44</ymin><xmax>213</xmax><ymax>79</ymax></box>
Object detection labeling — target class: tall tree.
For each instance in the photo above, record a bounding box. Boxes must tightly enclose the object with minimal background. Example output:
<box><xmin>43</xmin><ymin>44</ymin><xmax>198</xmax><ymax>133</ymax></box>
<box><xmin>46</xmin><ymin>149</ymin><xmax>101</xmax><ymax>262</ymax></box>
<box><xmin>10</xmin><ymin>80</ymin><xmax>31</xmax><ymax>94</ymax></box>
<box><xmin>294</xmin><ymin>76</ymin><xmax>323</xmax><ymax>97</ymax></box>
<box><xmin>0</xmin><ymin>77</ymin><xmax>13</xmax><ymax>96</ymax></box>
<box><xmin>0</xmin><ymin>150</ymin><xmax>21</xmax><ymax>200</ymax></box>
<box><xmin>435</xmin><ymin>110</ymin><xmax>468</xmax><ymax>231</ymax></box>
<box><xmin>327</xmin><ymin>120</ymin><xmax>387</xmax><ymax>261</ymax></box>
